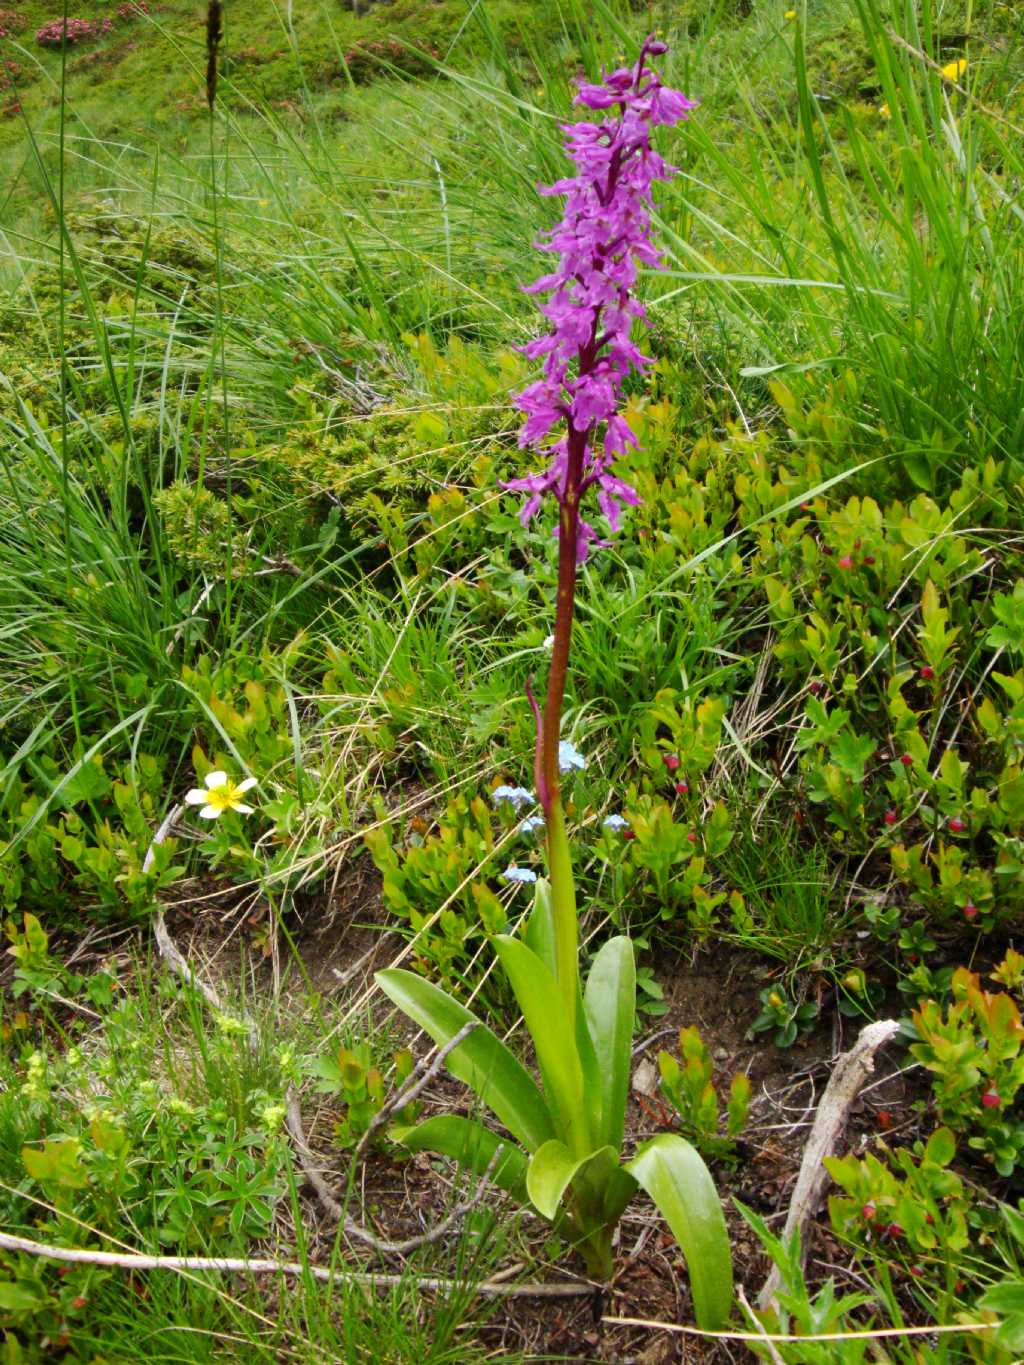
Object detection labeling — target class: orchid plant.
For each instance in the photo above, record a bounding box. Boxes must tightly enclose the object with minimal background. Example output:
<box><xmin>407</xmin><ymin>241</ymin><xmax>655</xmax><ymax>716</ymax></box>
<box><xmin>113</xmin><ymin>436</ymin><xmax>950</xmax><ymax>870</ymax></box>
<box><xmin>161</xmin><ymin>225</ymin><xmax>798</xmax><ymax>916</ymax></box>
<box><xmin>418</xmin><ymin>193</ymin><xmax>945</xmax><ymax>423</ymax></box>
<box><xmin>377</xmin><ymin>40</ymin><xmax>733</xmax><ymax>1327</ymax></box>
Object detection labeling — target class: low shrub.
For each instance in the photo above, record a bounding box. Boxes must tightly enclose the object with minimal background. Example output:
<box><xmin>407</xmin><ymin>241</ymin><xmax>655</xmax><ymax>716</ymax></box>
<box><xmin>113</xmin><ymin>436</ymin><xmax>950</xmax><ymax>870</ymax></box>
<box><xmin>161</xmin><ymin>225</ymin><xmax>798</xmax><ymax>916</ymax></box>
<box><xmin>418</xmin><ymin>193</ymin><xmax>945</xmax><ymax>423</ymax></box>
<box><xmin>36</xmin><ymin>17</ymin><xmax>112</xmax><ymax>48</ymax></box>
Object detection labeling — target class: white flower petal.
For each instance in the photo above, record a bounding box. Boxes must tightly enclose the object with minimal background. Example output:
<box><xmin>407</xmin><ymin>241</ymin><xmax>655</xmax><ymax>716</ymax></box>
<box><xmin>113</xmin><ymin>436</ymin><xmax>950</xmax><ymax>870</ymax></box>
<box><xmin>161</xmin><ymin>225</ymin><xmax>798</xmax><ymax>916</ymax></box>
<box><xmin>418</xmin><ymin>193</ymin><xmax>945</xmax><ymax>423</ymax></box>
<box><xmin>199</xmin><ymin>805</ymin><xmax>222</xmax><ymax>820</ymax></box>
<box><xmin>184</xmin><ymin>789</ymin><xmax>207</xmax><ymax>805</ymax></box>
<box><xmin>236</xmin><ymin>777</ymin><xmax>258</xmax><ymax>793</ymax></box>
<box><xmin>233</xmin><ymin>803</ymin><xmax>254</xmax><ymax>815</ymax></box>
<box><xmin>205</xmin><ymin>771</ymin><xmax>228</xmax><ymax>789</ymax></box>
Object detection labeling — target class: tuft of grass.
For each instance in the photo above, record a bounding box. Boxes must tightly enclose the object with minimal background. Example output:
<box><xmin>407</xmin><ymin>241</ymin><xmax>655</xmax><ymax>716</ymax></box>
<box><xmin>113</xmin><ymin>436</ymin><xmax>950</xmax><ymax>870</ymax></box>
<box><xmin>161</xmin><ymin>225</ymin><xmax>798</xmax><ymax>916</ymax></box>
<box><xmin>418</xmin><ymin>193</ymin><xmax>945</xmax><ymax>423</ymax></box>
<box><xmin>719</xmin><ymin>818</ymin><xmax>847</xmax><ymax>971</ymax></box>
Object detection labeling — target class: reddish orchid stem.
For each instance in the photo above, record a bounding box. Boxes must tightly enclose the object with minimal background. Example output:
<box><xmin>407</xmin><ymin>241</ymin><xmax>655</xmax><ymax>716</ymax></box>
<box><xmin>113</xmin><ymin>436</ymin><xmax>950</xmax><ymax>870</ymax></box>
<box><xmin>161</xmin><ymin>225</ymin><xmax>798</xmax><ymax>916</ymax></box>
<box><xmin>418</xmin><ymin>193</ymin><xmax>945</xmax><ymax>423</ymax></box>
<box><xmin>525</xmin><ymin>675</ymin><xmax>548</xmax><ymax>811</ymax></box>
<box><xmin>539</xmin><ymin>424</ymin><xmax>585</xmax><ymax>816</ymax></box>
<box><xmin>538</xmin><ymin>314</ymin><xmax>605</xmax><ymax>816</ymax></box>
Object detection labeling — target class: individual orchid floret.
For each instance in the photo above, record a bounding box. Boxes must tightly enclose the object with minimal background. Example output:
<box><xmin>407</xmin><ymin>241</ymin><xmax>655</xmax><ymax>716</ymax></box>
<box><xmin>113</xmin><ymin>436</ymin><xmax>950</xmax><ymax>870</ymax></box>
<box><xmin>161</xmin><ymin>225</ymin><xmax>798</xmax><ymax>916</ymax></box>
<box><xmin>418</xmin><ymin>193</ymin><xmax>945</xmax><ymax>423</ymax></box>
<box><xmin>185</xmin><ymin>771</ymin><xmax>257</xmax><ymax>821</ymax></box>
<box><xmin>519</xmin><ymin>814</ymin><xmax>546</xmax><ymax>836</ymax></box>
<box><xmin>501</xmin><ymin>865</ymin><xmax>538</xmax><ymax>885</ymax></box>
<box><xmin>504</xmin><ymin>40</ymin><xmax>696</xmax><ymax>563</ymax></box>
<box><xmin>558</xmin><ymin>740</ymin><xmax>587</xmax><ymax>772</ymax></box>
<box><xmin>491</xmin><ymin>784</ymin><xmax>536</xmax><ymax>810</ymax></box>
<box><xmin>602</xmin><ymin>813</ymin><xmax>630</xmax><ymax>831</ymax></box>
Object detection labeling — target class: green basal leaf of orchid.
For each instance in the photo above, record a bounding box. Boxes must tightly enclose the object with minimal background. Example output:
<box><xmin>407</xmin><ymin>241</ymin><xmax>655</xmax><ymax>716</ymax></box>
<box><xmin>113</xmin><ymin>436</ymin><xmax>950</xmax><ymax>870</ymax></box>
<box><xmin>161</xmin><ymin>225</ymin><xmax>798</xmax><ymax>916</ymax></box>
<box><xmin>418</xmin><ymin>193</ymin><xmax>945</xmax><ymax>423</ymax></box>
<box><xmin>526</xmin><ymin>1139</ymin><xmax>618</xmax><ymax>1222</ymax></box>
<box><xmin>390</xmin><ymin>1115</ymin><xmax>528</xmax><ymax>1202</ymax></box>
<box><xmin>524</xmin><ymin>879</ymin><xmax>557</xmax><ymax>977</ymax></box>
<box><xmin>626</xmin><ymin>1133</ymin><xmax>734</xmax><ymax>1331</ymax></box>
<box><xmin>584</xmin><ymin>935</ymin><xmax>635</xmax><ymax>1152</ymax></box>
<box><xmin>493</xmin><ymin>935</ymin><xmax>590</xmax><ymax>1155</ymax></box>
<box><xmin>575</xmin><ymin>980</ymin><xmax>602</xmax><ymax>1144</ymax></box>
<box><xmin>524</xmin><ymin>885</ymin><xmax>601</xmax><ymax>1133</ymax></box>
<box><xmin>376</xmin><ymin>969</ymin><xmax>554</xmax><ymax>1153</ymax></box>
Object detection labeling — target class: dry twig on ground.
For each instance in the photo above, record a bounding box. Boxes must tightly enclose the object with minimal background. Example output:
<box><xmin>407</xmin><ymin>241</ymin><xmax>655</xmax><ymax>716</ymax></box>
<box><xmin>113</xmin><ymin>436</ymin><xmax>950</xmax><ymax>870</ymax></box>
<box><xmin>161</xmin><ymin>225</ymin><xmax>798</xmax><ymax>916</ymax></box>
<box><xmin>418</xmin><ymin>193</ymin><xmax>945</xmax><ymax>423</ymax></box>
<box><xmin>758</xmin><ymin>1017</ymin><xmax>901</xmax><ymax>1311</ymax></box>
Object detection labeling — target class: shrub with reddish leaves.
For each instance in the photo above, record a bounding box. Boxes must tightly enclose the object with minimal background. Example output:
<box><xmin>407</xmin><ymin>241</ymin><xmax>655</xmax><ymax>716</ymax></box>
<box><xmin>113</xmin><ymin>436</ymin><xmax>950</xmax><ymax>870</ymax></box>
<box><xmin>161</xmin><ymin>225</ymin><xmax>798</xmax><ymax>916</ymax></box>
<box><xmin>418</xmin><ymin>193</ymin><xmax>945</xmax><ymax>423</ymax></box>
<box><xmin>36</xmin><ymin>16</ymin><xmax>111</xmax><ymax>48</ymax></box>
<box><xmin>35</xmin><ymin>3</ymin><xmax>144</xmax><ymax>50</ymax></box>
<box><xmin>911</xmin><ymin>966</ymin><xmax>1024</xmax><ymax>1177</ymax></box>
<box><xmin>0</xmin><ymin>9</ymin><xmax>27</xmax><ymax>39</ymax></box>
<box><xmin>0</xmin><ymin>58</ymin><xmax>23</xmax><ymax>91</ymax></box>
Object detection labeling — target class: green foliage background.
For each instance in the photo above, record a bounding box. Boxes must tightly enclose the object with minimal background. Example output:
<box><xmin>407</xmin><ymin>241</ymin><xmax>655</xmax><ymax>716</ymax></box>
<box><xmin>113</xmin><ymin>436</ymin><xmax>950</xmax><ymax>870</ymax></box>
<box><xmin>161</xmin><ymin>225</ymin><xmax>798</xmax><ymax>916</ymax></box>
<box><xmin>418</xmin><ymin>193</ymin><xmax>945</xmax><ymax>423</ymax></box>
<box><xmin>1</xmin><ymin>0</ymin><xmax>1024</xmax><ymax>1358</ymax></box>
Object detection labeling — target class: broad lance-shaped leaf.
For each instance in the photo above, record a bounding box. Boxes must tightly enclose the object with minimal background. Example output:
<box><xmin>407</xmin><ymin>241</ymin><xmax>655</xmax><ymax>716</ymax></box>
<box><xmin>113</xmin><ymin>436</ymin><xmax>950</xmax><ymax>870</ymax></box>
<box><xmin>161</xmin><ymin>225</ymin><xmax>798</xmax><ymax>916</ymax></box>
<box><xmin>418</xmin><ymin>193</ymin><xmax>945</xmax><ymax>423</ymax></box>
<box><xmin>626</xmin><ymin>1134</ymin><xmax>733</xmax><ymax>1331</ymax></box>
<box><xmin>524</xmin><ymin>880</ymin><xmax>557</xmax><ymax>977</ymax></box>
<box><xmin>526</xmin><ymin>1140</ymin><xmax>618</xmax><ymax>1221</ymax></box>
<box><xmin>390</xmin><ymin>1116</ymin><xmax>528</xmax><ymax>1202</ymax></box>
<box><xmin>584</xmin><ymin>936</ymin><xmax>635</xmax><ymax>1152</ymax></box>
<box><xmin>493</xmin><ymin>935</ymin><xmax>590</xmax><ymax>1155</ymax></box>
<box><xmin>523</xmin><ymin>889</ymin><xmax>602</xmax><ymax>1140</ymax></box>
<box><xmin>574</xmin><ymin>984</ymin><xmax>602</xmax><ymax>1141</ymax></box>
<box><xmin>376</xmin><ymin>969</ymin><xmax>554</xmax><ymax>1153</ymax></box>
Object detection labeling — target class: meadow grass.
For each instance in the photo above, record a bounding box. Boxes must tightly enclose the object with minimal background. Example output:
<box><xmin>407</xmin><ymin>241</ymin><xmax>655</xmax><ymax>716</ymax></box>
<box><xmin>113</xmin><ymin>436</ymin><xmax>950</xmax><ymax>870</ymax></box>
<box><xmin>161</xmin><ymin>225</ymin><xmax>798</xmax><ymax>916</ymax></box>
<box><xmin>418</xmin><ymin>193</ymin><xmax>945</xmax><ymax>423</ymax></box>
<box><xmin>2</xmin><ymin>0</ymin><xmax>1023</xmax><ymax>1357</ymax></box>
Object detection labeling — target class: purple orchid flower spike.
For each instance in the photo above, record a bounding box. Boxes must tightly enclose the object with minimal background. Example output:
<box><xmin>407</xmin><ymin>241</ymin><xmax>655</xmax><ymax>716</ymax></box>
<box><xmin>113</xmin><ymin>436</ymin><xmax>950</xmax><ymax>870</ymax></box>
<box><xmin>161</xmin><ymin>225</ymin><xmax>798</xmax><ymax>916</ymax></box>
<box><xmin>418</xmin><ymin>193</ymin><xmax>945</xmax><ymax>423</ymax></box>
<box><xmin>503</xmin><ymin>37</ymin><xmax>697</xmax><ymax>568</ymax></box>
<box><xmin>507</xmin><ymin>39</ymin><xmax>696</xmax><ymax>821</ymax></box>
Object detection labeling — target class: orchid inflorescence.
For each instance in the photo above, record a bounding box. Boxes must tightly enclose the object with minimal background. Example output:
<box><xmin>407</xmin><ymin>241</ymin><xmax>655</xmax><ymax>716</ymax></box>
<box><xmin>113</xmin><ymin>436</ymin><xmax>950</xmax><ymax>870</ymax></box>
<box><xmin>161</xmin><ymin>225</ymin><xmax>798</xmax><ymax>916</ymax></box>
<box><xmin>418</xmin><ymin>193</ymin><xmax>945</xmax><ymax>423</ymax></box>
<box><xmin>503</xmin><ymin>38</ymin><xmax>697</xmax><ymax>563</ymax></box>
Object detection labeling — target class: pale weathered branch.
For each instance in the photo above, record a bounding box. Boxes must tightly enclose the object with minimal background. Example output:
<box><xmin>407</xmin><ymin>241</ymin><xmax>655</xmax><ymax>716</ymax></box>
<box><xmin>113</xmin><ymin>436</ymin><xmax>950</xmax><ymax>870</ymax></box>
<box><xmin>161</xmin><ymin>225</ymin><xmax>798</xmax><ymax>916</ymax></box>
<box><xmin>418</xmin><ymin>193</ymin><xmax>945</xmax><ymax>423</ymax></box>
<box><xmin>354</xmin><ymin>1019</ymin><xmax>479</xmax><ymax>1163</ymax></box>
<box><xmin>143</xmin><ymin>801</ymin><xmax>256</xmax><ymax>1036</ymax></box>
<box><xmin>0</xmin><ymin>1231</ymin><xmax>591</xmax><ymax>1299</ymax></box>
<box><xmin>285</xmin><ymin>1083</ymin><xmax>500</xmax><ymax>1256</ymax></box>
<box><xmin>758</xmin><ymin>1018</ymin><xmax>901</xmax><ymax>1311</ymax></box>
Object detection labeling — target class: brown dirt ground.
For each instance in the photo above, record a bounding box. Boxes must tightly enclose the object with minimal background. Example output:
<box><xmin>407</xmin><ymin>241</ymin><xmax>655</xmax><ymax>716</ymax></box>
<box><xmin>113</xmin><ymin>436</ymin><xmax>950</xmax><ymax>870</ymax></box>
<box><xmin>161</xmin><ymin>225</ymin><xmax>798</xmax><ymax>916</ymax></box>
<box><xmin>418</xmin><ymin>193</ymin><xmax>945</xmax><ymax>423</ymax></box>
<box><xmin>259</xmin><ymin>861</ymin><xmax>916</xmax><ymax>1364</ymax></box>
<box><xmin>17</xmin><ymin>856</ymin><xmax>917</xmax><ymax>1363</ymax></box>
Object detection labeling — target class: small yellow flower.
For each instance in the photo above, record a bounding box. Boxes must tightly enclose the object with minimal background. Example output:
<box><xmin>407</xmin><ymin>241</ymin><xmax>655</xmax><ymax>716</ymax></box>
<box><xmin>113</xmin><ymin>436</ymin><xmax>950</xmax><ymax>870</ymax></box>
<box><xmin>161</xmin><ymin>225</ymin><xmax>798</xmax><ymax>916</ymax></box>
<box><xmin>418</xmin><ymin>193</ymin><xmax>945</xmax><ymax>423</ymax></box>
<box><xmin>879</xmin><ymin>102</ymin><xmax>891</xmax><ymax>119</ymax></box>
<box><xmin>940</xmin><ymin>58</ymin><xmax>967</xmax><ymax>83</ymax></box>
<box><xmin>185</xmin><ymin>770</ymin><xmax>257</xmax><ymax>820</ymax></box>
<box><xmin>784</xmin><ymin>9</ymin><xmax>796</xmax><ymax>18</ymax></box>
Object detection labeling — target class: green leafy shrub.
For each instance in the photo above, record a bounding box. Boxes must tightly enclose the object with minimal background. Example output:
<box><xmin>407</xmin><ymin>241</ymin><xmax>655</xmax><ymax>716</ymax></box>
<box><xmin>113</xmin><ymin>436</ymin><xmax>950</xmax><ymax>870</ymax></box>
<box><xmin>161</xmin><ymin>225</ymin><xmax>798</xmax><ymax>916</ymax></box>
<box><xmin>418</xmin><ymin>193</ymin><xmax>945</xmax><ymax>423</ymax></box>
<box><xmin>657</xmin><ymin>1025</ymin><xmax>751</xmax><ymax>1163</ymax></box>
<box><xmin>0</xmin><ymin>751</ymin><xmax>180</xmax><ymax>922</ymax></box>
<box><xmin>909</xmin><ymin>968</ymin><xmax>1024</xmax><ymax>1177</ymax></box>
<box><xmin>311</xmin><ymin>1039</ymin><xmax>416</xmax><ymax>1149</ymax></box>
<box><xmin>826</xmin><ymin>1127</ymin><xmax>970</xmax><ymax>1269</ymax></box>
<box><xmin>364</xmin><ymin>793</ymin><xmax>509</xmax><ymax>989</ymax></box>
<box><xmin>618</xmin><ymin>792</ymin><xmax>739</xmax><ymax>934</ymax></box>
<box><xmin>747</xmin><ymin>985</ymin><xmax>819</xmax><ymax>1049</ymax></box>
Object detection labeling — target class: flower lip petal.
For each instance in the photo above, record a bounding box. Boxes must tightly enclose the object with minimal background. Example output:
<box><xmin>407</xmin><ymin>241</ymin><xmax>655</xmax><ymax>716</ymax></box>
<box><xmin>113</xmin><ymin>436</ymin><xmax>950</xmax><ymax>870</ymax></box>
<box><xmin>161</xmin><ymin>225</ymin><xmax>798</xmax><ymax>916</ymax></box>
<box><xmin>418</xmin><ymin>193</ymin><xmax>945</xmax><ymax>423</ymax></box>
<box><xmin>233</xmin><ymin>803</ymin><xmax>255</xmax><ymax>815</ymax></box>
<box><xmin>204</xmin><ymin>771</ymin><xmax>229</xmax><ymax>789</ymax></box>
<box><xmin>198</xmin><ymin>805</ymin><xmax>221</xmax><ymax>820</ymax></box>
<box><xmin>185</xmin><ymin>789</ymin><xmax>208</xmax><ymax>805</ymax></box>
<box><xmin>235</xmin><ymin>777</ymin><xmax>258</xmax><ymax>793</ymax></box>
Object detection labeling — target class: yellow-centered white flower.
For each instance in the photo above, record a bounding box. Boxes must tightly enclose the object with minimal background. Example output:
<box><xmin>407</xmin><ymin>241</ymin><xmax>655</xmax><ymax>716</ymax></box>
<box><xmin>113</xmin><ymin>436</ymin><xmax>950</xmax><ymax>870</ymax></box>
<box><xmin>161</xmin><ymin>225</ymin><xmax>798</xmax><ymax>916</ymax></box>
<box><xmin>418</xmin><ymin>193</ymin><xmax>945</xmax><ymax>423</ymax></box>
<box><xmin>184</xmin><ymin>771</ymin><xmax>257</xmax><ymax>820</ymax></box>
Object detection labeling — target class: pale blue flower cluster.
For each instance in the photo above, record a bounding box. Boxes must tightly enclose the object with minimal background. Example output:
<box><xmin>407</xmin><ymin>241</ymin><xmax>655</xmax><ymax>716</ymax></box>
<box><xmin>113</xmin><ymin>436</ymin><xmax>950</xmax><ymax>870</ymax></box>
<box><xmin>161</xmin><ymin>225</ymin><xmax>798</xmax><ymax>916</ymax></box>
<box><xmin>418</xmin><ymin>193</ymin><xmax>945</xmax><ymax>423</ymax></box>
<box><xmin>602</xmin><ymin>813</ymin><xmax>630</xmax><ymax>831</ymax></box>
<box><xmin>502</xmin><ymin>865</ymin><xmax>538</xmax><ymax>885</ymax></box>
<box><xmin>491</xmin><ymin>785</ymin><xmax>536</xmax><ymax>810</ymax></box>
<box><xmin>558</xmin><ymin>740</ymin><xmax>587</xmax><ymax>772</ymax></box>
<box><xmin>519</xmin><ymin>814</ymin><xmax>546</xmax><ymax>836</ymax></box>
